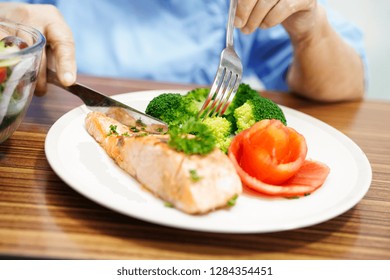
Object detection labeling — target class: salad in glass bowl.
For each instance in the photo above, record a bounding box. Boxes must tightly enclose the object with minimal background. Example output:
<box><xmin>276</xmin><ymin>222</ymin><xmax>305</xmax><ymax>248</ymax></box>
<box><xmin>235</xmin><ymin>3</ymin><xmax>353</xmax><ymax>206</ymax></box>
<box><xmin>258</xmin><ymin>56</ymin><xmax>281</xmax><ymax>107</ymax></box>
<box><xmin>0</xmin><ymin>21</ymin><xmax>45</xmax><ymax>143</ymax></box>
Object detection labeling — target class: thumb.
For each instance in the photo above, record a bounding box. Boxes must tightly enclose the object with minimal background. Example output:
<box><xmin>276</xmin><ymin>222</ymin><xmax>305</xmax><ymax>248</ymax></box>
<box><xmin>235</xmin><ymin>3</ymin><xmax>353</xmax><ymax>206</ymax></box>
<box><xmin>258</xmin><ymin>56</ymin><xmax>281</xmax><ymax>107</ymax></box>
<box><xmin>45</xmin><ymin>21</ymin><xmax>77</xmax><ymax>86</ymax></box>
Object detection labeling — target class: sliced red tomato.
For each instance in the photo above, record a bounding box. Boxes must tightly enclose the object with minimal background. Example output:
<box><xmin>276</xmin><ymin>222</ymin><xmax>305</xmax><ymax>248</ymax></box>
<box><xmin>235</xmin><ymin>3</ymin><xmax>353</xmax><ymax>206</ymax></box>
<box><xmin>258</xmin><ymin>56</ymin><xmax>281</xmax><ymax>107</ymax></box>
<box><xmin>239</xmin><ymin>119</ymin><xmax>307</xmax><ymax>185</ymax></box>
<box><xmin>228</xmin><ymin>119</ymin><xmax>330</xmax><ymax>197</ymax></box>
<box><xmin>0</xmin><ymin>67</ymin><xmax>7</xmax><ymax>84</ymax></box>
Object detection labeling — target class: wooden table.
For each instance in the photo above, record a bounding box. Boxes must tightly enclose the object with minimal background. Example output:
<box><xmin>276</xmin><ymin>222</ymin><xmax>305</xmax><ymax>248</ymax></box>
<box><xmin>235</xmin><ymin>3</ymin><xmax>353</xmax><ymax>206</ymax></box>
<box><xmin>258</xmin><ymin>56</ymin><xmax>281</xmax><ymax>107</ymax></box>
<box><xmin>0</xmin><ymin>75</ymin><xmax>389</xmax><ymax>260</ymax></box>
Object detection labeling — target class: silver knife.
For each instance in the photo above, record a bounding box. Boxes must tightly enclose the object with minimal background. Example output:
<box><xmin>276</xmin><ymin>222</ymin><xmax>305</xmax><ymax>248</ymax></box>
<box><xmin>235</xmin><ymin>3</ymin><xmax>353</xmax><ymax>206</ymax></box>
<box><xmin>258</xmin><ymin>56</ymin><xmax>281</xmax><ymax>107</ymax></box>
<box><xmin>47</xmin><ymin>69</ymin><xmax>168</xmax><ymax>134</ymax></box>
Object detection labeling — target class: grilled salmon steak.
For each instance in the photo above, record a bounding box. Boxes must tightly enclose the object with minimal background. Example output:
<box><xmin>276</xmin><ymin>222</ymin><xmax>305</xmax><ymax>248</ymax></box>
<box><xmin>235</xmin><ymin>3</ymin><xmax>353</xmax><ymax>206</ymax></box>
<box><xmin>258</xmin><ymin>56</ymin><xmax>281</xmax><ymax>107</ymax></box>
<box><xmin>85</xmin><ymin>112</ymin><xmax>242</xmax><ymax>214</ymax></box>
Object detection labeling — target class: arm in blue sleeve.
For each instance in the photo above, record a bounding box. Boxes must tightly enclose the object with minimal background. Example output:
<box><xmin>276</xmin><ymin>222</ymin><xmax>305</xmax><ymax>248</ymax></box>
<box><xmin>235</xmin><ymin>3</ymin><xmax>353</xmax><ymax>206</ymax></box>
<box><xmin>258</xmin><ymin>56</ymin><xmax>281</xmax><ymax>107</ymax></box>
<box><xmin>239</xmin><ymin>0</ymin><xmax>367</xmax><ymax>92</ymax></box>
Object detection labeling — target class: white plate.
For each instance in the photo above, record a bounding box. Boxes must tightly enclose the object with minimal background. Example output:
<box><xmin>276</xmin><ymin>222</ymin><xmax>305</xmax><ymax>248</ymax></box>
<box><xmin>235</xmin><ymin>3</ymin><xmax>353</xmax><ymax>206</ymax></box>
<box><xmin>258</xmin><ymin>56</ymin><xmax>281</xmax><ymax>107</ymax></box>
<box><xmin>45</xmin><ymin>90</ymin><xmax>372</xmax><ymax>233</ymax></box>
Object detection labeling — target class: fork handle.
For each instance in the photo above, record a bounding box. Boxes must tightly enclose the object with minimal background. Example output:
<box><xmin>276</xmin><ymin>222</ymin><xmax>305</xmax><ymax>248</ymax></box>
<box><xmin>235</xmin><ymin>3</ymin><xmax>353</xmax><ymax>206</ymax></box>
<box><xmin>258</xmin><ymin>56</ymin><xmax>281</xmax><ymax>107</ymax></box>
<box><xmin>226</xmin><ymin>0</ymin><xmax>237</xmax><ymax>48</ymax></box>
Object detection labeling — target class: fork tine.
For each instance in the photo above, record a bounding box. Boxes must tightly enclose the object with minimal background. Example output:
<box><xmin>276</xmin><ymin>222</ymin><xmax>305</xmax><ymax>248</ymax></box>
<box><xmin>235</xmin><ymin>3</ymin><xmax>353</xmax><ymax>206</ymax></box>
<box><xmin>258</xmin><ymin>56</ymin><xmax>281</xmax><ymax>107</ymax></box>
<box><xmin>198</xmin><ymin>66</ymin><xmax>225</xmax><ymax>119</ymax></box>
<box><xmin>207</xmin><ymin>69</ymin><xmax>232</xmax><ymax>117</ymax></box>
<box><xmin>198</xmin><ymin>68</ymin><xmax>222</xmax><ymax>115</ymax></box>
<box><xmin>209</xmin><ymin>70</ymin><xmax>233</xmax><ymax>117</ymax></box>
<box><xmin>199</xmin><ymin>67</ymin><xmax>241</xmax><ymax>119</ymax></box>
<box><xmin>213</xmin><ymin>71</ymin><xmax>239</xmax><ymax>117</ymax></box>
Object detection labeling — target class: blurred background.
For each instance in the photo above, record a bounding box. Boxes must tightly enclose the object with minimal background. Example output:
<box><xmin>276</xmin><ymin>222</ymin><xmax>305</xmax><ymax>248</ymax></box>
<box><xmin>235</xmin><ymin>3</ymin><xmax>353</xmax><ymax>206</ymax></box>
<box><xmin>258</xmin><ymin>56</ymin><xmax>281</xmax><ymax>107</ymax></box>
<box><xmin>328</xmin><ymin>0</ymin><xmax>390</xmax><ymax>100</ymax></box>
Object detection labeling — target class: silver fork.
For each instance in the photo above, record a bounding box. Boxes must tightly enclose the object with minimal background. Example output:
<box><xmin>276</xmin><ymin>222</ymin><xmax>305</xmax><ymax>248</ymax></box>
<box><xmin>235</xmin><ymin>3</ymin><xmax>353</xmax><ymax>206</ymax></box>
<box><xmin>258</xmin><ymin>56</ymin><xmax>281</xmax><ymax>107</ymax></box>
<box><xmin>198</xmin><ymin>0</ymin><xmax>243</xmax><ymax>119</ymax></box>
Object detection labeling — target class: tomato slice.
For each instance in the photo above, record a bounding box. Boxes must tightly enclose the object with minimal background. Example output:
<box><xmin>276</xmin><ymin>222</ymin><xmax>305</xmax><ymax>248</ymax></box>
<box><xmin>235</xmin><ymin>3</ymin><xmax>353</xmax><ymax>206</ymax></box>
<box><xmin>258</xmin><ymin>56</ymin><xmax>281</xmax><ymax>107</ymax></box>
<box><xmin>239</xmin><ymin>119</ymin><xmax>307</xmax><ymax>185</ymax></box>
<box><xmin>228</xmin><ymin>119</ymin><xmax>330</xmax><ymax>197</ymax></box>
<box><xmin>0</xmin><ymin>67</ymin><xmax>7</xmax><ymax>84</ymax></box>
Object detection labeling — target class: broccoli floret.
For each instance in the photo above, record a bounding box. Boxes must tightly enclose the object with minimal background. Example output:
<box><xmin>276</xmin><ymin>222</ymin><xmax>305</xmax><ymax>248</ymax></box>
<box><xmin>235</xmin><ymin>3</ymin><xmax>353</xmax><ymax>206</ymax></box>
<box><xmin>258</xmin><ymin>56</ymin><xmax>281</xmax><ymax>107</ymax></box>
<box><xmin>183</xmin><ymin>87</ymin><xmax>210</xmax><ymax>115</ymax></box>
<box><xmin>145</xmin><ymin>93</ymin><xmax>196</xmax><ymax>125</ymax></box>
<box><xmin>234</xmin><ymin>97</ymin><xmax>287</xmax><ymax>133</ymax></box>
<box><xmin>185</xmin><ymin>88</ymin><xmax>209</xmax><ymax>103</ymax></box>
<box><xmin>145</xmin><ymin>89</ymin><xmax>210</xmax><ymax>126</ymax></box>
<box><xmin>202</xmin><ymin>116</ymin><xmax>232</xmax><ymax>153</ymax></box>
<box><xmin>223</xmin><ymin>83</ymin><xmax>261</xmax><ymax>117</ymax></box>
<box><xmin>222</xmin><ymin>83</ymin><xmax>261</xmax><ymax>132</ymax></box>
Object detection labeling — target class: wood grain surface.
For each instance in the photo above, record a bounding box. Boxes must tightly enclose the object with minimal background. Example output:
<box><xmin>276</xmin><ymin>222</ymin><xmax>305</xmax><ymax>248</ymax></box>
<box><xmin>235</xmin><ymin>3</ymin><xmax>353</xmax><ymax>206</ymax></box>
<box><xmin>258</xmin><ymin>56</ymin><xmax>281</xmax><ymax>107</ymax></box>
<box><xmin>0</xmin><ymin>75</ymin><xmax>389</xmax><ymax>260</ymax></box>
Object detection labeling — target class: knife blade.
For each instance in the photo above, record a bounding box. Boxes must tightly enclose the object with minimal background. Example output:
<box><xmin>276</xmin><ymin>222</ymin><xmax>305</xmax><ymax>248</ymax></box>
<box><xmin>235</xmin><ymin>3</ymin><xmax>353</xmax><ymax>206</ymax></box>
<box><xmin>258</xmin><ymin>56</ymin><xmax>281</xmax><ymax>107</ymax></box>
<box><xmin>47</xmin><ymin>69</ymin><xmax>168</xmax><ymax>134</ymax></box>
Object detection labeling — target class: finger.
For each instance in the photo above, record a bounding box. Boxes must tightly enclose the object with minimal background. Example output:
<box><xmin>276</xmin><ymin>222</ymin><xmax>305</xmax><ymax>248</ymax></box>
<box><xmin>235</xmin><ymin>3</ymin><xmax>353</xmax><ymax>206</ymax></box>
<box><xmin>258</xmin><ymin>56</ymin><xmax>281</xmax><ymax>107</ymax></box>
<box><xmin>241</xmin><ymin>0</ymin><xmax>280</xmax><ymax>33</ymax></box>
<box><xmin>262</xmin><ymin>0</ymin><xmax>310</xmax><ymax>28</ymax></box>
<box><xmin>235</xmin><ymin>0</ymin><xmax>258</xmax><ymax>28</ymax></box>
<box><xmin>45</xmin><ymin>20</ymin><xmax>77</xmax><ymax>86</ymax></box>
<box><xmin>34</xmin><ymin>48</ymin><xmax>47</xmax><ymax>96</ymax></box>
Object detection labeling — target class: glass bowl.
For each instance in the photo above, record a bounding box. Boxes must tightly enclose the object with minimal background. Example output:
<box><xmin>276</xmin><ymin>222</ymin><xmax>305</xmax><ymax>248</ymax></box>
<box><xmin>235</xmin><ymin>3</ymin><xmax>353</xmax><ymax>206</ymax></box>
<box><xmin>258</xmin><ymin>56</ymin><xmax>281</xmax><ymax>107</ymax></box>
<box><xmin>0</xmin><ymin>21</ymin><xmax>45</xmax><ymax>143</ymax></box>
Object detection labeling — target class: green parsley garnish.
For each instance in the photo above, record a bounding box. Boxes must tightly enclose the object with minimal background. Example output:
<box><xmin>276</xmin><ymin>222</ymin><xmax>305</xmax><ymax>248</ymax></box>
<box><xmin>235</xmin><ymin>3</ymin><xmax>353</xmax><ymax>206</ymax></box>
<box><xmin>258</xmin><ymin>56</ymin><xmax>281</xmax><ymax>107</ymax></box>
<box><xmin>107</xmin><ymin>124</ymin><xmax>119</xmax><ymax>136</ymax></box>
<box><xmin>285</xmin><ymin>196</ymin><xmax>300</xmax><ymax>200</ymax></box>
<box><xmin>130</xmin><ymin>127</ymin><xmax>140</xmax><ymax>132</ymax></box>
<box><xmin>135</xmin><ymin>132</ymin><xmax>149</xmax><ymax>137</ymax></box>
<box><xmin>136</xmin><ymin>119</ymin><xmax>146</xmax><ymax>127</ymax></box>
<box><xmin>168</xmin><ymin>117</ymin><xmax>216</xmax><ymax>155</ymax></box>
<box><xmin>164</xmin><ymin>201</ymin><xmax>173</xmax><ymax>208</ymax></box>
<box><xmin>227</xmin><ymin>194</ymin><xmax>238</xmax><ymax>206</ymax></box>
<box><xmin>189</xmin><ymin>169</ymin><xmax>202</xmax><ymax>182</ymax></box>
